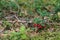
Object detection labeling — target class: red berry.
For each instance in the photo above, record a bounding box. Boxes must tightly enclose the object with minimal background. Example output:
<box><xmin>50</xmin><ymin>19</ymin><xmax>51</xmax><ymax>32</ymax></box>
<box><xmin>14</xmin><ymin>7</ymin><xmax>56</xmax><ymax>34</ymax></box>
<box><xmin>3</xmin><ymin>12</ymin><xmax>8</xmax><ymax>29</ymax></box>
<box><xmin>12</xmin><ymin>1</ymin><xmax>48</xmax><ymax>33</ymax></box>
<box><xmin>38</xmin><ymin>26</ymin><xmax>42</xmax><ymax>29</ymax></box>
<box><xmin>37</xmin><ymin>24</ymin><xmax>42</xmax><ymax>29</ymax></box>
<box><xmin>33</xmin><ymin>24</ymin><xmax>37</xmax><ymax>27</ymax></box>
<box><xmin>37</xmin><ymin>24</ymin><xmax>41</xmax><ymax>26</ymax></box>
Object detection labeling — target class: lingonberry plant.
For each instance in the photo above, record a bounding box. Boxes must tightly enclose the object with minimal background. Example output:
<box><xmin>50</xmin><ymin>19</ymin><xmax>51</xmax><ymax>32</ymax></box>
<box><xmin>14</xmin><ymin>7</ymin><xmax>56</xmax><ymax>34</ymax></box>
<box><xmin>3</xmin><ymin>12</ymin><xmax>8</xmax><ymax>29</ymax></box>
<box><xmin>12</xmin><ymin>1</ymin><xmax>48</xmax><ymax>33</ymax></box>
<box><xmin>0</xmin><ymin>0</ymin><xmax>60</xmax><ymax>40</ymax></box>
<box><xmin>33</xmin><ymin>17</ymin><xmax>46</xmax><ymax>32</ymax></box>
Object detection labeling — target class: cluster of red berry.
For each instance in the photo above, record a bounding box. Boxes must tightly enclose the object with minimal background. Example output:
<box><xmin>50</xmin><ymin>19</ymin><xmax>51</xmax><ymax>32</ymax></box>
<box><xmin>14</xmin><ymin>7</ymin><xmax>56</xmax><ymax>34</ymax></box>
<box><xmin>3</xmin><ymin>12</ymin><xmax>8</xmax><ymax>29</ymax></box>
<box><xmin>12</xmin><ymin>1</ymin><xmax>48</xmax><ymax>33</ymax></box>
<box><xmin>33</xmin><ymin>24</ymin><xmax>46</xmax><ymax>29</ymax></box>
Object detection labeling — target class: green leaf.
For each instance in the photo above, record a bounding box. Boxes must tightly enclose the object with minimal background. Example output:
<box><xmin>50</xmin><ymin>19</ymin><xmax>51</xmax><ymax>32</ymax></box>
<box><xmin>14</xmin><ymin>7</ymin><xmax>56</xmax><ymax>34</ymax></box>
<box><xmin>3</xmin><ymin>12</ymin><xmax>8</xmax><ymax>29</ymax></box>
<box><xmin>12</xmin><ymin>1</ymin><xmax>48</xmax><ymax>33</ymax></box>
<box><xmin>20</xmin><ymin>24</ymin><xmax>26</xmax><ymax>33</ymax></box>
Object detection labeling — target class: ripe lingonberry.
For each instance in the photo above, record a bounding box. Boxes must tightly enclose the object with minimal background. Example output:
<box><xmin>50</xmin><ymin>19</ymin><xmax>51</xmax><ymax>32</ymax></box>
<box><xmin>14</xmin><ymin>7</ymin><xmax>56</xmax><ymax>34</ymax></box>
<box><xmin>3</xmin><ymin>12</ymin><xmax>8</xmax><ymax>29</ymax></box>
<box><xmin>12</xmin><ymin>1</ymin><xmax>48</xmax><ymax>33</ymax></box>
<box><xmin>33</xmin><ymin>24</ymin><xmax>37</xmax><ymax>27</ymax></box>
<box><xmin>37</xmin><ymin>24</ymin><xmax>42</xmax><ymax>29</ymax></box>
